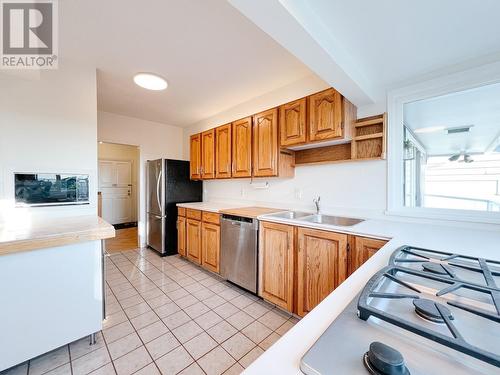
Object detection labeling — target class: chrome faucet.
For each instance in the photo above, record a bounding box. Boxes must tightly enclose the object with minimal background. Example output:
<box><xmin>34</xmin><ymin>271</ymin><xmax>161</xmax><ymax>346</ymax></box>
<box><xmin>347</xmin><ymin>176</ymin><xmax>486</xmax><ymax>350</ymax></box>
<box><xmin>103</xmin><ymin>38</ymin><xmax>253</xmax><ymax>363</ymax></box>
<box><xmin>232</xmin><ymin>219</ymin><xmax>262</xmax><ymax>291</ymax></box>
<box><xmin>313</xmin><ymin>196</ymin><xmax>321</xmax><ymax>214</ymax></box>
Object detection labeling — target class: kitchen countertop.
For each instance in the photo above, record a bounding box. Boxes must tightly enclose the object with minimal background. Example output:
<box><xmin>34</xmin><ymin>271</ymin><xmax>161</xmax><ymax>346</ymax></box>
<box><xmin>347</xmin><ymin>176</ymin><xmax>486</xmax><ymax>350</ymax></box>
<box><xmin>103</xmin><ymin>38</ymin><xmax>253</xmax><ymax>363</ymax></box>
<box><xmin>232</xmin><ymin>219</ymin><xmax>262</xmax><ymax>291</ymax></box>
<box><xmin>176</xmin><ymin>201</ymin><xmax>252</xmax><ymax>213</ymax></box>
<box><xmin>244</xmin><ymin>211</ymin><xmax>500</xmax><ymax>374</ymax></box>
<box><xmin>219</xmin><ymin>206</ymin><xmax>284</xmax><ymax>219</ymax></box>
<box><xmin>0</xmin><ymin>215</ymin><xmax>115</xmax><ymax>256</ymax></box>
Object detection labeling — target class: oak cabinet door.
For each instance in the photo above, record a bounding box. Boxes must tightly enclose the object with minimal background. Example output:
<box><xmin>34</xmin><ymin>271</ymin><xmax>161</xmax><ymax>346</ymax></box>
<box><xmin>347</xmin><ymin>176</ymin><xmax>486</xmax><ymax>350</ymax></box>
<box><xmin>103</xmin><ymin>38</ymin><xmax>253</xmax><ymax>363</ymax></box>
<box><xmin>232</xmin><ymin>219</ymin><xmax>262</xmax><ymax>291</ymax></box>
<box><xmin>190</xmin><ymin>134</ymin><xmax>202</xmax><ymax>180</ymax></box>
<box><xmin>177</xmin><ymin>216</ymin><xmax>186</xmax><ymax>257</ymax></box>
<box><xmin>308</xmin><ymin>88</ymin><xmax>343</xmax><ymax>141</ymax></box>
<box><xmin>201</xmin><ymin>129</ymin><xmax>215</xmax><ymax>179</ymax></box>
<box><xmin>232</xmin><ymin>117</ymin><xmax>252</xmax><ymax>178</ymax></box>
<box><xmin>297</xmin><ymin>228</ymin><xmax>348</xmax><ymax>317</ymax></box>
<box><xmin>253</xmin><ymin>108</ymin><xmax>278</xmax><ymax>177</ymax></box>
<box><xmin>201</xmin><ymin>222</ymin><xmax>220</xmax><ymax>273</ymax></box>
<box><xmin>348</xmin><ymin>236</ymin><xmax>387</xmax><ymax>275</ymax></box>
<box><xmin>279</xmin><ymin>98</ymin><xmax>307</xmax><ymax>147</ymax></box>
<box><xmin>186</xmin><ymin>219</ymin><xmax>201</xmax><ymax>264</ymax></box>
<box><xmin>259</xmin><ymin>221</ymin><xmax>294</xmax><ymax>311</ymax></box>
<box><xmin>215</xmin><ymin>124</ymin><xmax>232</xmax><ymax>179</ymax></box>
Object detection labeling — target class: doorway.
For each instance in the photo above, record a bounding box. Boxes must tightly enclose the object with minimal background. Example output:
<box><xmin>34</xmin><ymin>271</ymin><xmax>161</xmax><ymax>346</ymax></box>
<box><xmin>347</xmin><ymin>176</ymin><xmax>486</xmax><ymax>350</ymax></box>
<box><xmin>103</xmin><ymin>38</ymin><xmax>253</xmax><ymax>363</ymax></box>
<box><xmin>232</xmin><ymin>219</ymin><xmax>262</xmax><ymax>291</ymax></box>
<box><xmin>98</xmin><ymin>142</ymin><xmax>140</xmax><ymax>252</ymax></box>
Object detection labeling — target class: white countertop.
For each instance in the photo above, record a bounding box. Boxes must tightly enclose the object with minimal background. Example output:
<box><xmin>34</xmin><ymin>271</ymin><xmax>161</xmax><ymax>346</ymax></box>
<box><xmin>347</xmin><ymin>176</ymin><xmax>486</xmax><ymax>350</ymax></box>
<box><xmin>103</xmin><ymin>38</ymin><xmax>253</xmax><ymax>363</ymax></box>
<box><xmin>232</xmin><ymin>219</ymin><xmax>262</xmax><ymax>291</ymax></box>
<box><xmin>176</xmin><ymin>201</ymin><xmax>251</xmax><ymax>213</ymax></box>
<box><xmin>244</xmin><ymin>211</ymin><xmax>500</xmax><ymax>374</ymax></box>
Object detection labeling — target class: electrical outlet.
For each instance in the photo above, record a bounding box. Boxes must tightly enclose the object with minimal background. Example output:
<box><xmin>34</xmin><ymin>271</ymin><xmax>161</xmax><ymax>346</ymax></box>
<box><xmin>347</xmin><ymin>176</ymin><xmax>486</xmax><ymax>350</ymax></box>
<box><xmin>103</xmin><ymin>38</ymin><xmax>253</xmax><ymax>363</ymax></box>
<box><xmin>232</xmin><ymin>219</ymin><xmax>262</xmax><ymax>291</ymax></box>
<box><xmin>294</xmin><ymin>188</ymin><xmax>303</xmax><ymax>200</ymax></box>
<box><xmin>241</xmin><ymin>187</ymin><xmax>246</xmax><ymax>197</ymax></box>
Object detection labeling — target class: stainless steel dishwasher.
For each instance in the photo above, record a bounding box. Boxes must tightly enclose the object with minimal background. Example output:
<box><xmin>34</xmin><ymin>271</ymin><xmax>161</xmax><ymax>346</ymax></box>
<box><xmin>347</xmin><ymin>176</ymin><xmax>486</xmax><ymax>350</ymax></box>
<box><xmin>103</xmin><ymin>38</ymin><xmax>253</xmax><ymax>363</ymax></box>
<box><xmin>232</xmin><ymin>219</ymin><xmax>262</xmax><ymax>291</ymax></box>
<box><xmin>220</xmin><ymin>214</ymin><xmax>259</xmax><ymax>293</ymax></box>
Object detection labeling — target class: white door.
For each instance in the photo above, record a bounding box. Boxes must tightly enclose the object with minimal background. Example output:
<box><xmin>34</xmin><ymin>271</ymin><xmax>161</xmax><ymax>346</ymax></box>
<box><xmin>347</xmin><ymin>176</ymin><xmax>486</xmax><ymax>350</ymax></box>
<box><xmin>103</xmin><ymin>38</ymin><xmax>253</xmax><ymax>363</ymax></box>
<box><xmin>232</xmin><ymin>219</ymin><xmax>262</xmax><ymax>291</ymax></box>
<box><xmin>98</xmin><ymin>161</ymin><xmax>114</xmax><ymax>188</ymax></box>
<box><xmin>98</xmin><ymin>160</ymin><xmax>132</xmax><ymax>224</ymax></box>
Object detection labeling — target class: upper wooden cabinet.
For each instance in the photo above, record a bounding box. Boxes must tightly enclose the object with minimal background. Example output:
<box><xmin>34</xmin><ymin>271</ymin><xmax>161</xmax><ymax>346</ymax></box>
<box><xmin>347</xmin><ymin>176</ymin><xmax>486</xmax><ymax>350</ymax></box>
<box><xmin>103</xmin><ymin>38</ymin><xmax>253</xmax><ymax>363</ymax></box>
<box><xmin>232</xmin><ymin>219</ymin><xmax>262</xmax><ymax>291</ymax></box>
<box><xmin>297</xmin><ymin>228</ymin><xmax>348</xmax><ymax>317</ymax></box>
<box><xmin>215</xmin><ymin>124</ymin><xmax>232</xmax><ymax>179</ymax></box>
<box><xmin>259</xmin><ymin>221</ymin><xmax>295</xmax><ymax>311</ymax></box>
<box><xmin>189</xmin><ymin>134</ymin><xmax>202</xmax><ymax>180</ymax></box>
<box><xmin>308</xmin><ymin>88</ymin><xmax>356</xmax><ymax>143</ymax></box>
<box><xmin>232</xmin><ymin>117</ymin><xmax>252</xmax><ymax>178</ymax></box>
<box><xmin>308</xmin><ymin>88</ymin><xmax>343</xmax><ymax>141</ymax></box>
<box><xmin>253</xmin><ymin>108</ymin><xmax>279</xmax><ymax>177</ymax></box>
<box><xmin>348</xmin><ymin>236</ymin><xmax>387</xmax><ymax>275</ymax></box>
<box><xmin>279</xmin><ymin>98</ymin><xmax>307</xmax><ymax>147</ymax></box>
<box><xmin>201</xmin><ymin>129</ymin><xmax>215</xmax><ymax>179</ymax></box>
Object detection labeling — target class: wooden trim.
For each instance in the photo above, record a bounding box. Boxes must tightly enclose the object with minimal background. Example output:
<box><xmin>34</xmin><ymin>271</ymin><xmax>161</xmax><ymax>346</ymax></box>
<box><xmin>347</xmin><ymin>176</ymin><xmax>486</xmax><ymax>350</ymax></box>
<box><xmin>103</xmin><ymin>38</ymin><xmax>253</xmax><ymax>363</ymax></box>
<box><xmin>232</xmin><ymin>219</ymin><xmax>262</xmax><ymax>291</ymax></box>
<box><xmin>354</xmin><ymin>117</ymin><xmax>384</xmax><ymax>127</ymax></box>
<box><xmin>353</xmin><ymin>132</ymin><xmax>384</xmax><ymax>141</ymax></box>
<box><xmin>177</xmin><ymin>207</ymin><xmax>186</xmax><ymax>217</ymax></box>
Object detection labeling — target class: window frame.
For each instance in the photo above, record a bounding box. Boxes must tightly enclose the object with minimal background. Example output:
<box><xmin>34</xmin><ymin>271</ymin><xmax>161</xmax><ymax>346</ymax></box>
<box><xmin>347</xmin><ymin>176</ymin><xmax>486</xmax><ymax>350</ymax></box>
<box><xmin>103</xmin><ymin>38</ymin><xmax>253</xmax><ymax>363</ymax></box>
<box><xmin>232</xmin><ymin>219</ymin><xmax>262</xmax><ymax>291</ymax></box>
<box><xmin>386</xmin><ymin>61</ymin><xmax>500</xmax><ymax>224</ymax></box>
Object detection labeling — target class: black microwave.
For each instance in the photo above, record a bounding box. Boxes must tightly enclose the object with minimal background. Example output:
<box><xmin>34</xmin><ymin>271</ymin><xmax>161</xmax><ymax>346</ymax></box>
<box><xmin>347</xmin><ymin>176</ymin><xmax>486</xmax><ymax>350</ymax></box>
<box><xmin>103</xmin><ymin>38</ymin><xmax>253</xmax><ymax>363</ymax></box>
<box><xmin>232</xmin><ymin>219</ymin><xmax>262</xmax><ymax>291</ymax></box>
<box><xmin>14</xmin><ymin>173</ymin><xmax>90</xmax><ymax>207</ymax></box>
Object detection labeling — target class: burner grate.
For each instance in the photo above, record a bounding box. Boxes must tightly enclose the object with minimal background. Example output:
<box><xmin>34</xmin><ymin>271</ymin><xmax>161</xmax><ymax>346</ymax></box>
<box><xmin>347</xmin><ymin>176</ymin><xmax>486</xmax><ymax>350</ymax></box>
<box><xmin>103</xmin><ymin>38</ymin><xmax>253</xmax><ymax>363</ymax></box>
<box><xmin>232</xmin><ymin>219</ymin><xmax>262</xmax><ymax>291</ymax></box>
<box><xmin>358</xmin><ymin>266</ymin><xmax>500</xmax><ymax>368</ymax></box>
<box><xmin>390</xmin><ymin>246</ymin><xmax>500</xmax><ymax>289</ymax></box>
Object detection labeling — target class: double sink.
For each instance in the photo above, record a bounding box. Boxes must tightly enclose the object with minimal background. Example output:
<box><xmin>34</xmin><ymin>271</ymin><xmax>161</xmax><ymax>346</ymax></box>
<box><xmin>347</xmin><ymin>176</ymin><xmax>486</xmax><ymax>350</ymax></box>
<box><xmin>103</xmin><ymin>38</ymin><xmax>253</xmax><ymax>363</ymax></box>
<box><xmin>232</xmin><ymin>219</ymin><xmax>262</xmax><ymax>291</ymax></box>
<box><xmin>267</xmin><ymin>211</ymin><xmax>364</xmax><ymax>227</ymax></box>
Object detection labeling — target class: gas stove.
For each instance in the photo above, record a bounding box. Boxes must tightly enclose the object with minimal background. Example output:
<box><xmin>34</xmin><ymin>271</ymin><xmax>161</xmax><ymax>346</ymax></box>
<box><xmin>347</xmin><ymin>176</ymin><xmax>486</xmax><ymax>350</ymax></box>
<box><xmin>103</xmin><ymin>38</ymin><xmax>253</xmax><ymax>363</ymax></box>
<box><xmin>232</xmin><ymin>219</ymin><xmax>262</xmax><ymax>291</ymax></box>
<box><xmin>300</xmin><ymin>246</ymin><xmax>500</xmax><ymax>375</ymax></box>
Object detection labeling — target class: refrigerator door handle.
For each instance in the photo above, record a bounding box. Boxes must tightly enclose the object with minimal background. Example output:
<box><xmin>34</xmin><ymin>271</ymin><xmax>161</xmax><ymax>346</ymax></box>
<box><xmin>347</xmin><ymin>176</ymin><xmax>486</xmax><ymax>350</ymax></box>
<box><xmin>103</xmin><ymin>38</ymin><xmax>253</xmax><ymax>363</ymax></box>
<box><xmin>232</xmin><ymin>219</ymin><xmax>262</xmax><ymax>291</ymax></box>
<box><xmin>156</xmin><ymin>170</ymin><xmax>162</xmax><ymax>213</ymax></box>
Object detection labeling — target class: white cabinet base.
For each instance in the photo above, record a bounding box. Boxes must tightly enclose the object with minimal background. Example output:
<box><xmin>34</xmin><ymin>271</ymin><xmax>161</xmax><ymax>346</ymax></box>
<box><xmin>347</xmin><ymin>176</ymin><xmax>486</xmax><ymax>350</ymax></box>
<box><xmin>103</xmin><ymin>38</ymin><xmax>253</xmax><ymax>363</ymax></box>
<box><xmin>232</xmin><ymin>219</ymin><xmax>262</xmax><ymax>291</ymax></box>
<box><xmin>0</xmin><ymin>241</ymin><xmax>103</xmax><ymax>371</ymax></box>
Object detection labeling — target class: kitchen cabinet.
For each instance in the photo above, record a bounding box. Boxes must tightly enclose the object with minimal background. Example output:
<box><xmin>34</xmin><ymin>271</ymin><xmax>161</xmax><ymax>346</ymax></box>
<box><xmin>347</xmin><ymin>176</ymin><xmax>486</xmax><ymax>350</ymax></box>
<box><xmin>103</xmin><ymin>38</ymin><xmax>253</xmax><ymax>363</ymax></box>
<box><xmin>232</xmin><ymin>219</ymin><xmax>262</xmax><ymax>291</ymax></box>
<box><xmin>308</xmin><ymin>88</ymin><xmax>357</xmax><ymax>143</ymax></box>
<box><xmin>186</xmin><ymin>218</ymin><xmax>202</xmax><ymax>264</ymax></box>
<box><xmin>259</xmin><ymin>222</ymin><xmax>295</xmax><ymax>311</ymax></box>
<box><xmin>190</xmin><ymin>133</ymin><xmax>202</xmax><ymax>180</ymax></box>
<box><xmin>232</xmin><ymin>117</ymin><xmax>252</xmax><ymax>178</ymax></box>
<box><xmin>215</xmin><ymin>123</ymin><xmax>232</xmax><ymax>179</ymax></box>
<box><xmin>177</xmin><ymin>216</ymin><xmax>186</xmax><ymax>257</ymax></box>
<box><xmin>297</xmin><ymin>228</ymin><xmax>348</xmax><ymax>317</ymax></box>
<box><xmin>348</xmin><ymin>236</ymin><xmax>387</xmax><ymax>275</ymax></box>
<box><xmin>253</xmin><ymin>108</ymin><xmax>279</xmax><ymax>177</ymax></box>
<box><xmin>201</xmin><ymin>129</ymin><xmax>215</xmax><ymax>179</ymax></box>
<box><xmin>201</xmin><ymin>222</ymin><xmax>220</xmax><ymax>273</ymax></box>
<box><xmin>279</xmin><ymin>97</ymin><xmax>307</xmax><ymax>147</ymax></box>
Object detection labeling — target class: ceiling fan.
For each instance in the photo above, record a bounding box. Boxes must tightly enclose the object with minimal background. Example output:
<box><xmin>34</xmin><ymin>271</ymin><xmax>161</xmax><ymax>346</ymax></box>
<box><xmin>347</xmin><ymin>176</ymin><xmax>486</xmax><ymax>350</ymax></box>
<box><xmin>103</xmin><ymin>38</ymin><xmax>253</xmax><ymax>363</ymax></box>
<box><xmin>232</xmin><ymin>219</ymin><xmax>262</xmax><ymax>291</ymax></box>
<box><xmin>448</xmin><ymin>152</ymin><xmax>473</xmax><ymax>163</ymax></box>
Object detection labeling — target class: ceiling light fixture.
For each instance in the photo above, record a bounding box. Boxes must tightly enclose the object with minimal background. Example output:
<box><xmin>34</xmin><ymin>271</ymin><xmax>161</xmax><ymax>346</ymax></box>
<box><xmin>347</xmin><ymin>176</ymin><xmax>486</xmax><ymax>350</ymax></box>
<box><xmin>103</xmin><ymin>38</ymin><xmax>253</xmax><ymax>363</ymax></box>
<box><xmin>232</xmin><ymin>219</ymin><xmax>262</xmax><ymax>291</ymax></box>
<box><xmin>133</xmin><ymin>73</ymin><xmax>168</xmax><ymax>91</ymax></box>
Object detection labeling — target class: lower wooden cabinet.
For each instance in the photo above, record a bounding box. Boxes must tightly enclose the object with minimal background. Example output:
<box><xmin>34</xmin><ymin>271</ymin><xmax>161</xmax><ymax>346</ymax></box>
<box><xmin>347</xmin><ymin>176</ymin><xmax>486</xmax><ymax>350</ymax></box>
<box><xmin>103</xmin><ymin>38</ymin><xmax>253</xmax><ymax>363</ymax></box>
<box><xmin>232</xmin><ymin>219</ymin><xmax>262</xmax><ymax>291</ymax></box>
<box><xmin>186</xmin><ymin>218</ymin><xmax>202</xmax><ymax>264</ymax></box>
<box><xmin>297</xmin><ymin>228</ymin><xmax>348</xmax><ymax>317</ymax></box>
<box><xmin>259</xmin><ymin>222</ymin><xmax>295</xmax><ymax>311</ymax></box>
<box><xmin>348</xmin><ymin>236</ymin><xmax>387</xmax><ymax>275</ymax></box>
<box><xmin>201</xmin><ymin>222</ymin><xmax>220</xmax><ymax>273</ymax></box>
<box><xmin>177</xmin><ymin>216</ymin><xmax>186</xmax><ymax>257</ymax></box>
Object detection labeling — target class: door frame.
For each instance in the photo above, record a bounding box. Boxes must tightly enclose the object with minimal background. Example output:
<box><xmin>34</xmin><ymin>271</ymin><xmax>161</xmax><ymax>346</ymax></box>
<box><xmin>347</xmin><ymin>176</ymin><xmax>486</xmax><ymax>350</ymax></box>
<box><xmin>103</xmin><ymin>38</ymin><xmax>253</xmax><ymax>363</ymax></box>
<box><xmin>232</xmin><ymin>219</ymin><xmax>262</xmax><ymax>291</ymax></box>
<box><xmin>98</xmin><ymin>141</ymin><xmax>141</xmax><ymax>249</ymax></box>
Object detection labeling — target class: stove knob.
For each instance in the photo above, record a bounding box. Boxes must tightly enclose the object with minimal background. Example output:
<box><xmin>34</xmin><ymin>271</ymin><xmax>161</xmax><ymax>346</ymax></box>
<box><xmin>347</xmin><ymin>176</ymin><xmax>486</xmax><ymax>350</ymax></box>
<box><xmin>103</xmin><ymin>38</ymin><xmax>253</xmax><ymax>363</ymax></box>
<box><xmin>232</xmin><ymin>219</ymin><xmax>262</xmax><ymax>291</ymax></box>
<box><xmin>363</xmin><ymin>342</ymin><xmax>410</xmax><ymax>375</ymax></box>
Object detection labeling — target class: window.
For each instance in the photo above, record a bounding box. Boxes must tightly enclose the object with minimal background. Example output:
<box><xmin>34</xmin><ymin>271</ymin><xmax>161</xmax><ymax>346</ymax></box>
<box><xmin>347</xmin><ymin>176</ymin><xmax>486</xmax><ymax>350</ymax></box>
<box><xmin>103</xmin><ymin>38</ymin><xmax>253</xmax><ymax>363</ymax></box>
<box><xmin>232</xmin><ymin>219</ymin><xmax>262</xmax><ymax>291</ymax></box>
<box><xmin>387</xmin><ymin>64</ymin><xmax>500</xmax><ymax>223</ymax></box>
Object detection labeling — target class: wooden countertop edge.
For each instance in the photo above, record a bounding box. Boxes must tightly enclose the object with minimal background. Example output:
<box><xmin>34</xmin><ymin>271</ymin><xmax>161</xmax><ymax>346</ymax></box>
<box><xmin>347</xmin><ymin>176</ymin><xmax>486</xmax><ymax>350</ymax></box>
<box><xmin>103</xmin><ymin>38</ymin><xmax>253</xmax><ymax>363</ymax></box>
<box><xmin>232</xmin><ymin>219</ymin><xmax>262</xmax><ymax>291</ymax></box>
<box><xmin>0</xmin><ymin>218</ymin><xmax>115</xmax><ymax>256</ymax></box>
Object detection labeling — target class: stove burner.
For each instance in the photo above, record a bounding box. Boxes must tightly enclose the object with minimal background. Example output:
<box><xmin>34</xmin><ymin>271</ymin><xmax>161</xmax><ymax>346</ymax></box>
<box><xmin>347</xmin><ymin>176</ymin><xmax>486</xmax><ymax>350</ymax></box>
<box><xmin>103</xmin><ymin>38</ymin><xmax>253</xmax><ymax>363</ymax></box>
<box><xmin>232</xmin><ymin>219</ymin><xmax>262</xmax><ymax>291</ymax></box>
<box><xmin>413</xmin><ymin>299</ymin><xmax>453</xmax><ymax>323</ymax></box>
<box><xmin>422</xmin><ymin>262</ymin><xmax>447</xmax><ymax>275</ymax></box>
<box><xmin>363</xmin><ymin>341</ymin><xmax>410</xmax><ymax>375</ymax></box>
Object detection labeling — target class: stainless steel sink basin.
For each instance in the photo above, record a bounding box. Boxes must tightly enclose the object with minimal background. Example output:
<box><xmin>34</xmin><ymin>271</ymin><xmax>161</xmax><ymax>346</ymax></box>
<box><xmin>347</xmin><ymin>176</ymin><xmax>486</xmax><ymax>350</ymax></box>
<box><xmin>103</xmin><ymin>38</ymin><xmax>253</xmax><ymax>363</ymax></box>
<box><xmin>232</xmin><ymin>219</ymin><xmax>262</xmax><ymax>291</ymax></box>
<box><xmin>269</xmin><ymin>211</ymin><xmax>311</xmax><ymax>220</ymax></box>
<box><xmin>301</xmin><ymin>214</ymin><xmax>364</xmax><ymax>226</ymax></box>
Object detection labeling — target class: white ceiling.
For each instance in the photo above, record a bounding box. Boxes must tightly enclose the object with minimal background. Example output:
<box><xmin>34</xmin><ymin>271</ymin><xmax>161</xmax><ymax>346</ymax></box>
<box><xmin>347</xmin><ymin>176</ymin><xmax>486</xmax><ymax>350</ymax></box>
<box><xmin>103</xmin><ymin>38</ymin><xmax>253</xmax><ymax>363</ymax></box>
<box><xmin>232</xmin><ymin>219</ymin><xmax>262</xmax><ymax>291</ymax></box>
<box><xmin>59</xmin><ymin>0</ymin><xmax>500</xmax><ymax>128</ymax></box>
<box><xmin>404</xmin><ymin>82</ymin><xmax>500</xmax><ymax>156</ymax></box>
<box><xmin>59</xmin><ymin>0</ymin><xmax>313</xmax><ymax>127</ymax></box>
<box><xmin>230</xmin><ymin>0</ymin><xmax>500</xmax><ymax>105</ymax></box>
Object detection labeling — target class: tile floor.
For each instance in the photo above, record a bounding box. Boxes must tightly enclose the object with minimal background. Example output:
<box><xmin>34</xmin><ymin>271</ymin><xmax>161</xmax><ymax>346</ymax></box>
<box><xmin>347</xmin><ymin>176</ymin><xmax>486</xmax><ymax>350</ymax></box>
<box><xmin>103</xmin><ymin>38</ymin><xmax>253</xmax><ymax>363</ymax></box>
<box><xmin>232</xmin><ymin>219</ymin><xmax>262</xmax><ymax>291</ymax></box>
<box><xmin>2</xmin><ymin>248</ymin><xmax>299</xmax><ymax>375</ymax></box>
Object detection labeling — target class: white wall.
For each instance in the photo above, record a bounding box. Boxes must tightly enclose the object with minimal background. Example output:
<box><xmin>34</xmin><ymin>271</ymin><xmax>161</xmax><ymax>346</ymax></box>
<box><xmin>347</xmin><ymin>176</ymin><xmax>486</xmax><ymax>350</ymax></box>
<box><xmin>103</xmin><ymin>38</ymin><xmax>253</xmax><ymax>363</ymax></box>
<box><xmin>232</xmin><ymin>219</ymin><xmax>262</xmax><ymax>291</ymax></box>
<box><xmin>0</xmin><ymin>65</ymin><xmax>98</xmax><ymax>223</ymax></box>
<box><xmin>183</xmin><ymin>74</ymin><xmax>387</xmax><ymax>213</ymax></box>
<box><xmin>97</xmin><ymin>111</ymin><xmax>184</xmax><ymax>245</ymax></box>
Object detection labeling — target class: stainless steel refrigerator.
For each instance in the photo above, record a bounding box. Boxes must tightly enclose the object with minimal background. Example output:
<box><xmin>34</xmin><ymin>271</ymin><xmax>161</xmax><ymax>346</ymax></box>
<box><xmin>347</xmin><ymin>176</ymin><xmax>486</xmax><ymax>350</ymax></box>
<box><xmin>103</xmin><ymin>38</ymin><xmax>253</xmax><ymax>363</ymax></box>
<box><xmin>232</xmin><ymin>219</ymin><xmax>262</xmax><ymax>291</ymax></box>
<box><xmin>146</xmin><ymin>159</ymin><xmax>202</xmax><ymax>255</ymax></box>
